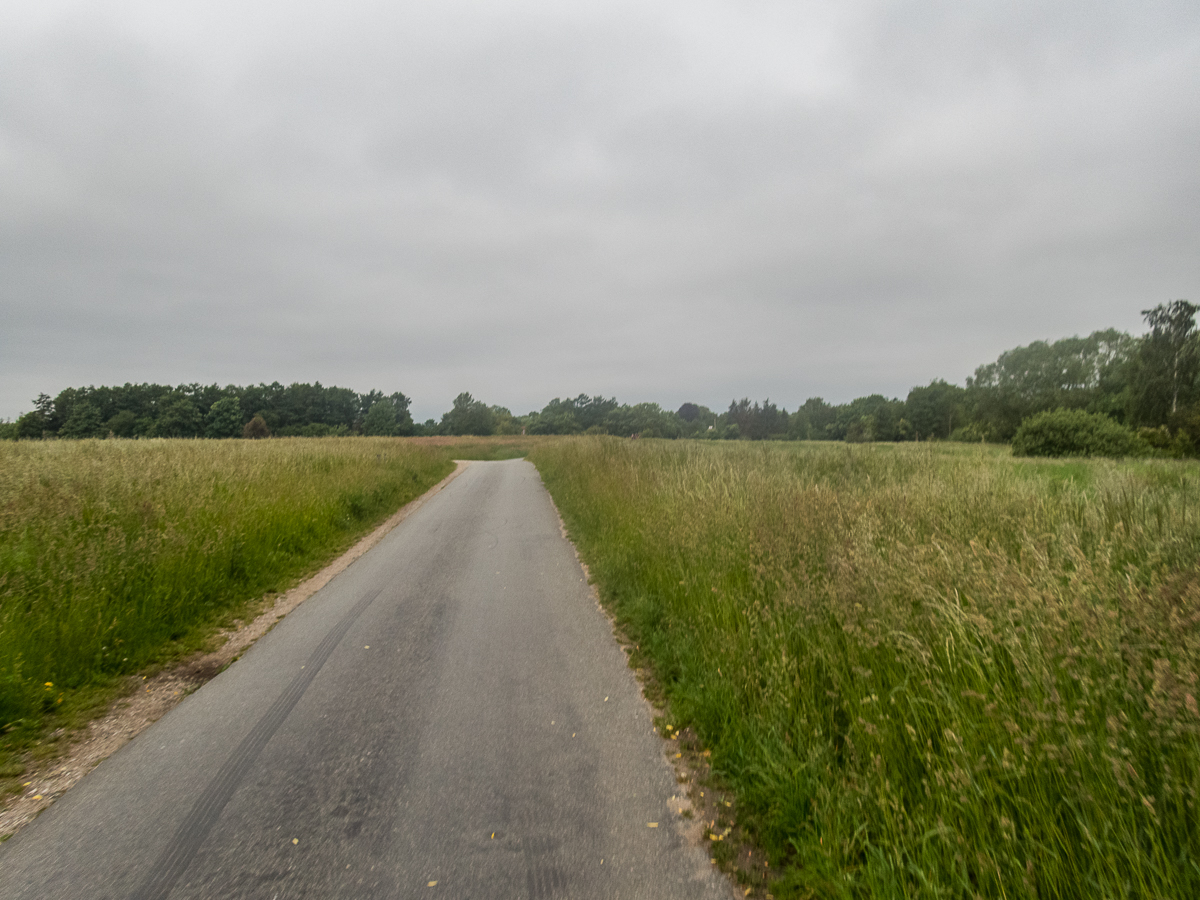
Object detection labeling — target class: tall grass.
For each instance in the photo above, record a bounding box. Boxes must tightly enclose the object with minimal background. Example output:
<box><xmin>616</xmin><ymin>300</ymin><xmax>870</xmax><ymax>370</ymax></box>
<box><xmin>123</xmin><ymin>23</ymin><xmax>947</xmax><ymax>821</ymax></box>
<box><xmin>530</xmin><ymin>438</ymin><xmax>1200</xmax><ymax>899</ymax></box>
<box><xmin>0</xmin><ymin>438</ymin><xmax>453</xmax><ymax>731</ymax></box>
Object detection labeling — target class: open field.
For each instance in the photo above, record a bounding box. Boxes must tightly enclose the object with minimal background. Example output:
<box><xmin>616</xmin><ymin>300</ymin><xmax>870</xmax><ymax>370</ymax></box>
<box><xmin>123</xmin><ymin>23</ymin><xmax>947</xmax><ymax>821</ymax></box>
<box><xmin>0</xmin><ymin>437</ymin><xmax>454</xmax><ymax>756</ymax></box>
<box><xmin>402</xmin><ymin>433</ymin><xmax>546</xmax><ymax>460</ymax></box>
<box><xmin>530</xmin><ymin>438</ymin><xmax>1200</xmax><ymax>898</ymax></box>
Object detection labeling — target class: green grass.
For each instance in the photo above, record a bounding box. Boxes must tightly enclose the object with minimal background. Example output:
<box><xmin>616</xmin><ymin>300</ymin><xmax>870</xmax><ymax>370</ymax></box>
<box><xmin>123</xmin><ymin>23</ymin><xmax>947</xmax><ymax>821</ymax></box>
<box><xmin>405</xmin><ymin>434</ymin><xmax>544</xmax><ymax>460</ymax></box>
<box><xmin>529</xmin><ymin>438</ymin><xmax>1200</xmax><ymax>899</ymax></box>
<box><xmin>0</xmin><ymin>437</ymin><xmax>454</xmax><ymax>753</ymax></box>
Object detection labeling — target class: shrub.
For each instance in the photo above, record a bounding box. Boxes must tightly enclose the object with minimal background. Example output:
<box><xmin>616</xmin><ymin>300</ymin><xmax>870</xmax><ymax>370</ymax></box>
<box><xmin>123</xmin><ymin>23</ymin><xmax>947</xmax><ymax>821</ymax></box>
<box><xmin>242</xmin><ymin>415</ymin><xmax>271</xmax><ymax>439</ymax></box>
<box><xmin>1012</xmin><ymin>408</ymin><xmax>1145</xmax><ymax>457</ymax></box>
<box><xmin>949</xmin><ymin>421</ymin><xmax>990</xmax><ymax>442</ymax></box>
<box><xmin>1139</xmin><ymin>425</ymin><xmax>1174</xmax><ymax>449</ymax></box>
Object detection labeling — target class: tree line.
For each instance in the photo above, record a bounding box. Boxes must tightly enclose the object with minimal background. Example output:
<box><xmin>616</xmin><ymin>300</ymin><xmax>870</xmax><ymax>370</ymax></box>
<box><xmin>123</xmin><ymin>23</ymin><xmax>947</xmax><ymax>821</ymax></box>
<box><xmin>429</xmin><ymin>301</ymin><xmax>1200</xmax><ymax>450</ymax></box>
<box><xmin>0</xmin><ymin>382</ymin><xmax>415</xmax><ymax>440</ymax></box>
<box><xmin>4</xmin><ymin>301</ymin><xmax>1196</xmax><ymax>449</ymax></box>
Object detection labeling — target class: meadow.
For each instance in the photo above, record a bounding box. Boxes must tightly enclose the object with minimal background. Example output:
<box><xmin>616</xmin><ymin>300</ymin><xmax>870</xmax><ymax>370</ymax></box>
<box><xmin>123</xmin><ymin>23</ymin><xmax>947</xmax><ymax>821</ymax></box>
<box><xmin>0</xmin><ymin>437</ymin><xmax>455</xmax><ymax>747</ymax></box>
<box><xmin>530</xmin><ymin>438</ymin><xmax>1200</xmax><ymax>899</ymax></box>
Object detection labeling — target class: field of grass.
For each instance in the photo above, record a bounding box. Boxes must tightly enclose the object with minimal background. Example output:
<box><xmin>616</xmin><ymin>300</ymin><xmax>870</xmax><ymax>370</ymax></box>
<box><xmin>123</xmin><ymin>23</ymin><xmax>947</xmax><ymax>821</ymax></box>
<box><xmin>0</xmin><ymin>437</ymin><xmax>454</xmax><ymax>753</ymax></box>
<box><xmin>530</xmin><ymin>438</ymin><xmax>1200</xmax><ymax>899</ymax></box>
<box><xmin>404</xmin><ymin>433</ymin><xmax>543</xmax><ymax>460</ymax></box>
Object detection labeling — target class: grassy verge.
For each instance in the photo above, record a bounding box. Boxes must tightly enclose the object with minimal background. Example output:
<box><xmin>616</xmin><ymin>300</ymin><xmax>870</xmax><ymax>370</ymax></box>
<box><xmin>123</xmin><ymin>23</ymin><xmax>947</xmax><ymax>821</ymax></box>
<box><xmin>0</xmin><ymin>437</ymin><xmax>454</xmax><ymax>770</ymax></box>
<box><xmin>529</xmin><ymin>438</ymin><xmax>1200</xmax><ymax>899</ymax></box>
<box><xmin>404</xmin><ymin>434</ymin><xmax>545</xmax><ymax>460</ymax></box>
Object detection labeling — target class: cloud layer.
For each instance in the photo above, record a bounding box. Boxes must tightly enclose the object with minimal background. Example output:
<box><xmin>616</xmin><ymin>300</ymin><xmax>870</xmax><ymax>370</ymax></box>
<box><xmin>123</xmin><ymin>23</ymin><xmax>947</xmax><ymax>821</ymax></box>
<box><xmin>3</xmin><ymin>0</ymin><xmax>1198</xmax><ymax>420</ymax></box>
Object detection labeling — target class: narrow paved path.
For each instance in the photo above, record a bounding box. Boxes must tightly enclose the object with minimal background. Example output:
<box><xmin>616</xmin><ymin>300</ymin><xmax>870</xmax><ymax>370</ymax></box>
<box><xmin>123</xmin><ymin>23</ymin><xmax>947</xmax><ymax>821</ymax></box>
<box><xmin>0</xmin><ymin>460</ymin><xmax>732</xmax><ymax>899</ymax></box>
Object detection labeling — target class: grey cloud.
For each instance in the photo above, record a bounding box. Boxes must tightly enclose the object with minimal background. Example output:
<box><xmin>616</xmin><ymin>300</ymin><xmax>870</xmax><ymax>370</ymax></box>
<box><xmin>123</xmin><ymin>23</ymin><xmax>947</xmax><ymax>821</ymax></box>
<box><xmin>2</xmin><ymin>1</ymin><xmax>1197</xmax><ymax>422</ymax></box>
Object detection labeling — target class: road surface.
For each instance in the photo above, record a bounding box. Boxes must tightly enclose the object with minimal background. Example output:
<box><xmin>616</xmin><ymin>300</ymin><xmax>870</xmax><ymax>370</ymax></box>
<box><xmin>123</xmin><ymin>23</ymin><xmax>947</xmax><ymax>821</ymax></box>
<box><xmin>0</xmin><ymin>460</ymin><xmax>733</xmax><ymax>899</ymax></box>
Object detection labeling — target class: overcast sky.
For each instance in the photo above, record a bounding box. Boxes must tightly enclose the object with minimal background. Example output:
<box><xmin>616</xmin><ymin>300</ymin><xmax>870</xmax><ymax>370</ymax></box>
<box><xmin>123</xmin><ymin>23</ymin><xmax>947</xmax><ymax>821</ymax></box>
<box><xmin>2</xmin><ymin>1</ymin><xmax>1197</xmax><ymax>422</ymax></box>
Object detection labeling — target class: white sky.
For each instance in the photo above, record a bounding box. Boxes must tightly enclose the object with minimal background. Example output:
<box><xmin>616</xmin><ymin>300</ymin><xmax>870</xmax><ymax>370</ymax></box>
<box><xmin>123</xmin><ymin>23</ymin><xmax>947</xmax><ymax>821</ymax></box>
<box><xmin>2</xmin><ymin>0</ymin><xmax>1197</xmax><ymax>421</ymax></box>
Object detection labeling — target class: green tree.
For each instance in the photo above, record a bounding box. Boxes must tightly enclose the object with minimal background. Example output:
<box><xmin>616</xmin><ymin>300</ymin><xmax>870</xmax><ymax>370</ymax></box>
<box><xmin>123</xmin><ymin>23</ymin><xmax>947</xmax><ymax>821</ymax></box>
<box><xmin>725</xmin><ymin>399</ymin><xmax>787</xmax><ymax>440</ymax></box>
<box><xmin>789</xmin><ymin>398</ymin><xmax>836</xmax><ymax>440</ymax></box>
<box><xmin>905</xmin><ymin>380</ymin><xmax>966</xmax><ymax>440</ymax></box>
<box><xmin>154</xmin><ymin>398</ymin><xmax>202</xmax><ymax>438</ymax></box>
<box><xmin>362</xmin><ymin>400</ymin><xmax>399</xmax><ymax>436</ymax></box>
<box><xmin>205</xmin><ymin>396</ymin><xmax>245</xmax><ymax>438</ymax></box>
<box><xmin>603</xmin><ymin>403</ymin><xmax>681</xmax><ymax>439</ymax></box>
<box><xmin>440</xmin><ymin>392</ymin><xmax>496</xmax><ymax>436</ymax></box>
<box><xmin>676</xmin><ymin>404</ymin><xmax>718</xmax><ymax>437</ymax></box>
<box><xmin>15</xmin><ymin>397</ymin><xmax>52</xmax><ymax>439</ymax></box>
<box><xmin>1128</xmin><ymin>300</ymin><xmax>1199</xmax><ymax>426</ymax></box>
<box><xmin>59</xmin><ymin>402</ymin><xmax>104</xmax><ymax>438</ymax></box>
<box><xmin>105</xmin><ymin>410</ymin><xmax>138</xmax><ymax>438</ymax></box>
<box><xmin>967</xmin><ymin>329</ymin><xmax>1136</xmax><ymax>440</ymax></box>
<box><xmin>829</xmin><ymin>395</ymin><xmax>906</xmax><ymax>442</ymax></box>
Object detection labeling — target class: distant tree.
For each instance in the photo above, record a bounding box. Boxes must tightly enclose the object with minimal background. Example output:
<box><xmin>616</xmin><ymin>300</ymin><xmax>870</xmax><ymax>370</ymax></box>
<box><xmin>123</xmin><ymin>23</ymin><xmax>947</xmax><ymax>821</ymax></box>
<box><xmin>524</xmin><ymin>395</ymin><xmax>620</xmax><ymax>435</ymax></box>
<box><xmin>967</xmin><ymin>329</ymin><xmax>1136</xmax><ymax>440</ymax></box>
<box><xmin>677</xmin><ymin>403</ymin><xmax>701</xmax><ymax>423</ymax></box>
<box><xmin>15</xmin><ymin>411</ymin><xmax>46</xmax><ymax>439</ymax></box>
<box><xmin>105</xmin><ymin>410</ymin><xmax>138</xmax><ymax>438</ymax></box>
<box><xmin>0</xmin><ymin>420</ymin><xmax>15</xmax><ymax>441</ymax></box>
<box><xmin>154</xmin><ymin>398</ymin><xmax>202</xmax><ymax>438</ymax></box>
<box><xmin>243</xmin><ymin>415</ymin><xmax>271</xmax><ymax>439</ymax></box>
<box><xmin>844</xmin><ymin>416</ymin><xmax>875</xmax><ymax>443</ymax></box>
<box><xmin>905</xmin><ymin>380</ymin><xmax>966</xmax><ymax>440</ymax></box>
<box><xmin>1128</xmin><ymin>300</ymin><xmax>1200</xmax><ymax>426</ymax></box>
<box><xmin>726</xmin><ymin>399</ymin><xmax>787</xmax><ymax>440</ymax></box>
<box><xmin>362</xmin><ymin>400</ymin><xmax>399</xmax><ymax>436</ymax></box>
<box><xmin>676</xmin><ymin>404</ymin><xmax>718</xmax><ymax>437</ymax></box>
<box><xmin>603</xmin><ymin>403</ymin><xmax>681</xmax><ymax>439</ymax></box>
<box><xmin>527</xmin><ymin>398</ymin><xmax>580</xmax><ymax>434</ymax></box>
<box><xmin>13</xmin><ymin>393</ymin><xmax>56</xmax><ymax>438</ymax></box>
<box><xmin>829</xmin><ymin>395</ymin><xmax>905</xmax><ymax>441</ymax></box>
<box><xmin>441</xmin><ymin>392</ymin><xmax>496</xmax><ymax>436</ymax></box>
<box><xmin>789</xmin><ymin>398</ymin><xmax>836</xmax><ymax>440</ymax></box>
<box><xmin>491</xmin><ymin>406</ymin><xmax>523</xmax><ymax>435</ymax></box>
<box><xmin>388</xmin><ymin>392</ymin><xmax>415</xmax><ymax>435</ymax></box>
<box><xmin>59</xmin><ymin>402</ymin><xmax>104</xmax><ymax>438</ymax></box>
<box><xmin>205</xmin><ymin>396</ymin><xmax>245</xmax><ymax>438</ymax></box>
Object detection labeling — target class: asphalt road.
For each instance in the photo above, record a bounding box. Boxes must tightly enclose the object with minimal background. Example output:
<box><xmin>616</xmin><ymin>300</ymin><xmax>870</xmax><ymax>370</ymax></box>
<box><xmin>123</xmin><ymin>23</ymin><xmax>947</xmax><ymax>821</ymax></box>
<box><xmin>0</xmin><ymin>460</ymin><xmax>733</xmax><ymax>900</ymax></box>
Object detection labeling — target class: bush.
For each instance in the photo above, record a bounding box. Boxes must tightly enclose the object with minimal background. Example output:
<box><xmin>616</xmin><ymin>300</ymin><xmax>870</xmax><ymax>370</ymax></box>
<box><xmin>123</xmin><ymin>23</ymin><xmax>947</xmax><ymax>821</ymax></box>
<box><xmin>949</xmin><ymin>422</ymin><xmax>990</xmax><ymax>442</ymax></box>
<box><xmin>243</xmin><ymin>415</ymin><xmax>271</xmax><ymax>439</ymax></box>
<box><xmin>1012</xmin><ymin>408</ymin><xmax>1146</xmax><ymax>457</ymax></box>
